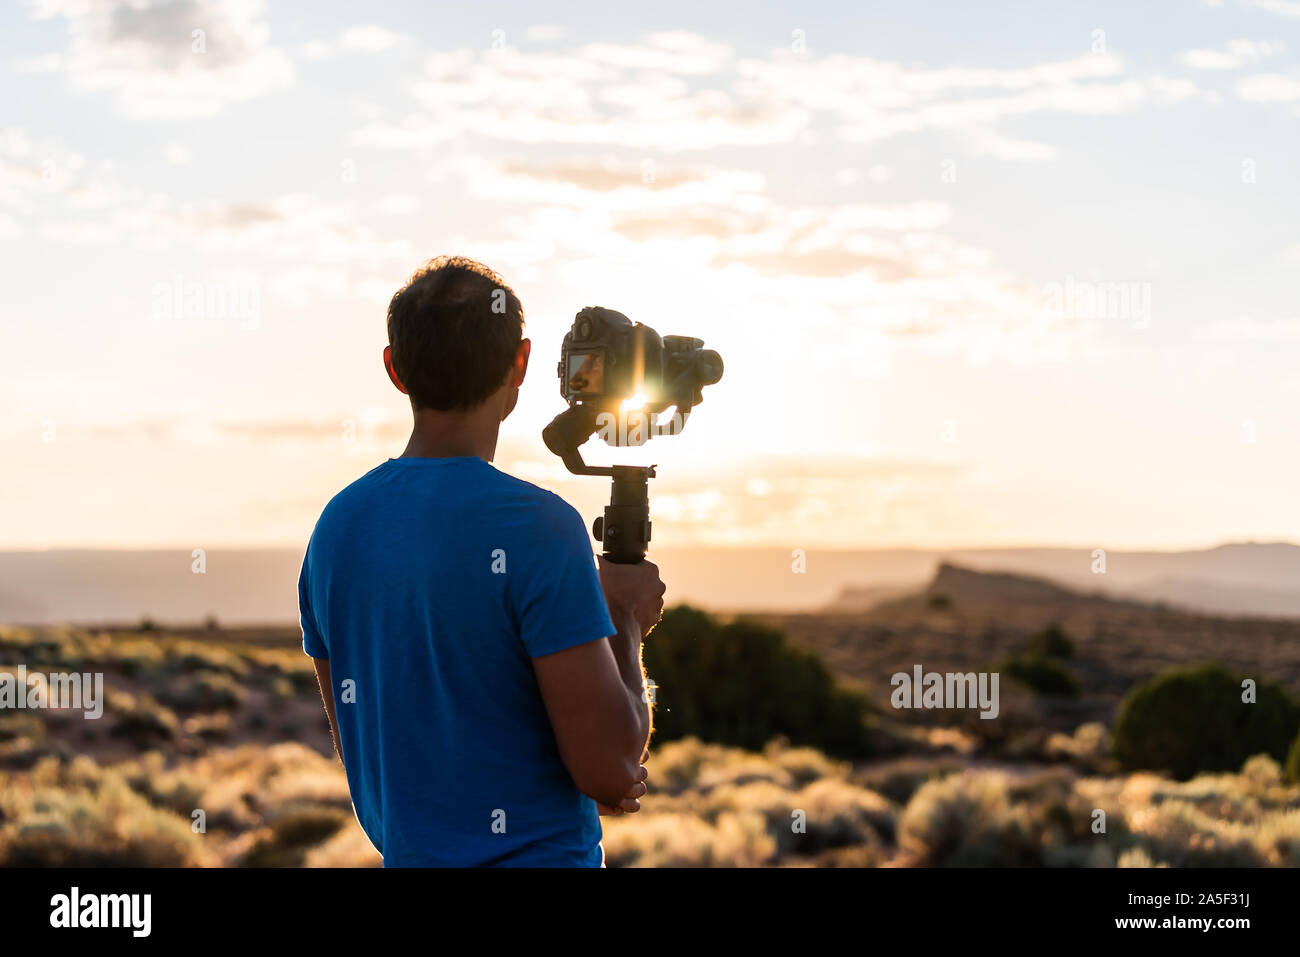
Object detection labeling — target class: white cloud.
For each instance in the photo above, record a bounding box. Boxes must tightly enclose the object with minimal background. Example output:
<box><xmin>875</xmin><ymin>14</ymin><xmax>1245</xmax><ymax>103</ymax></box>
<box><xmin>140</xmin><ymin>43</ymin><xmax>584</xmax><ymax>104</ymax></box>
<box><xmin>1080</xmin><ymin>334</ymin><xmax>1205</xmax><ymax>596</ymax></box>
<box><xmin>354</xmin><ymin>41</ymin><xmax>1198</xmax><ymax>160</ymax></box>
<box><xmin>1199</xmin><ymin>316</ymin><xmax>1300</xmax><ymax>341</ymax></box>
<box><xmin>142</xmin><ymin>192</ymin><xmax>415</xmax><ymax>266</ymax></box>
<box><xmin>1246</xmin><ymin>0</ymin><xmax>1300</xmax><ymax>16</ymax></box>
<box><xmin>376</xmin><ymin>193</ymin><xmax>419</xmax><ymax>215</ymax></box>
<box><xmin>339</xmin><ymin>25</ymin><xmax>401</xmax><ymax>53</ymax></box>
<box><xmin>963</xmin><ymin>130</ymin><xmax>1057</xmax><ymax>161</ymax></box>
<box><xmin>8</xmin><ymin>170</ymin><xmax>418</xmax><ymax>270</ymax></box>
<box><xmin>39</xmin><ymin>219</ymin><xmax>116</xmax><ymax>243</ymax></box>
<box><xmin>435</xmin><ymin>154</ymin><xmax>1089</xmax><ymax>373</ymax></box>
<box><xmin>577</xmin><ymin>32</ymin><xmax>732</xmax><ymax>75</ymax></box>
<box><xmin>524</xmin><ymin>24</ymin><xmax>570</xmax><ymax>44</ymax></box>
<box><xmin>0</xmin><ymin>127</ymin><xmax>88</xmax><ymax>208</ymax></box>
<box><xmin>269</xmin><ymin>266</ymin><xmax>350</xmax><ymax>307</ymax></box>
<box><xmin>163</xmin><ymin>143</ymin><xmax>191</xmax><ymax>165</ymax></box>
<box><xmin>1180</xmin><ymin>39</ymin><xmax>1279</xmax><ymax>70</ymax></box>
<box><xmin>1237</xmin><ymin>70</ymin><xmax>1300</xmax><ymax>101</ymax></box>
<box><xmin>298</xmin><ymin>40</ymin><xmax>332</xmax><ymax>61</ymax></box>
<box><xmin>301</xmin><ymin>24</ymin><xmax>403</xmax><ymax>60</ymax></box>
<box><xmin>21</xmin><ymin>0</ymin><xmax>293</xmax><ymax>118</ymax></box>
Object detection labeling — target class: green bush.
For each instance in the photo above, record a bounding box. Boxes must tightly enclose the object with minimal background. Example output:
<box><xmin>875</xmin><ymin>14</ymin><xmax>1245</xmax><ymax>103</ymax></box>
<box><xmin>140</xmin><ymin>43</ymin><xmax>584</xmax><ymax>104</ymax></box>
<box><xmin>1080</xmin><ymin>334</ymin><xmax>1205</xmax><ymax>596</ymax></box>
<box><xmin>1285</xmin><ymin>731</ymin><xmax>1300</xmax><ymax>785</ymax></box>
<box><xmin>1113</xmin><ymin>663</ymin><xmax>1300</xmax><ymax>780</ymax></box>
<box><xmin>239</xmin><ymin>805</ymin><xmax>347</xmax><ymax>867</ymax></box>
<box><xmin>897</xmin><ymin>769</ymin><xmax>1096</xmax><ymax>867</ymax></box>
<box><xmin>0</xmin><ymin>768</ymin><xmax>204</xmax><ymax>867</ymax></box>
<box><xmin>157</xmin><ymin>671</ymin><xmax>246</xmax><ymax>713</ymax></box>
<box><xmin>999</xmin><ymin>654</ymin><xmax>1080</xmax><ymax>698</ymax></box>
<box><xmin>166</xmin><ymin>641</ymin><xmax>249</xmax><ymax>679</ymax></box>
<box><xmin>1025</xmin><ymin>623</ymin><xmax>1073</xmax><ymax>660</ymax></box>
<box><xmin>107</xmin><ymin>691</ymin><xmax>179</xmax><ymax>742</ymax></box>
<box><xmin>642</xmin><ymin>606</ymin><xmax>871</xmax><ymax>758</ymax></box>
<box><xmin>107</xmin><ymin>639</ymin><xmax>165</xmax><ymax>677</ymax></box>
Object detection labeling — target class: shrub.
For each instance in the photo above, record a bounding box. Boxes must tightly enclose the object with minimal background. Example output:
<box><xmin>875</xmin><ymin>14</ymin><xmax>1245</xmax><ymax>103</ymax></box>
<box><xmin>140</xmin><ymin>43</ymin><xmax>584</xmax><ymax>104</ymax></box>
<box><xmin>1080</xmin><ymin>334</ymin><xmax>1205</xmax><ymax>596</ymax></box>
<box><xmin>1117</xmin><ymin>847</ymin><xmax>1166</xmax><ymax>868</ymax></box>
<box><xmin>763</xmin><ymin>740</ymin><xmax>843</xmax><ymax>786</ymax></box>
<box><xmin>0</xmin><ymin>712</ymin><xmax>46</xmax><ymax>744</ymax></box>
<box><xmin>166</xmin><ymin>641</ymin><xmax>249</xmax><ymax>679</ymax></box>
<box><xmin>1285</xmin><ymin>730</ymin><xmax>1300</xmax><ymax>785</ymax></box>
<box><xmin>1242</xmin><ymin>753</ymin><xmax>1282</xmax><ymax>789</ymax></box>
<box><xmin>0</xmin><ymin>628</ymin><xmax>74</xmax><ymax>667</ymax></box>
<box><xmin>157</xmin><ymin>671</ymin><xmax>247</xmax><ymax>713</ymax></box>
<box><xmin>1113</xmin><ymin>663</ymin><xmax>1300</xmax><ymax>780</ymax></box>
<box><xmin>1025</xmin><ymin>623</ymin><xmax>1073</xmax><ymax>660</ymax></box>
<box><xmin>897</xmin><ymin>769</ymin><xmax>1093</xmax><ymax>866</ymax></box>
<box><xmin>182</xmin><ymin>713</ymin><xmax>232</xmax><ymax>742</ymax></box>
<box><xmin>106</xmin><ymin>690</ymin><xmax>179</xmax><ymax>742</ymax></box>
<box><xmin>106</xmin><ymin>639</ymin><xmax>165</xmax><ymax>676</ymax></box>
<box><xmin>238</xmin><ymin>804</ymin><xmax>348</xmax><ymax>867</ymax></box>
<box><xmin>0</xmin><ymin>626</ymin><xmax>35</xmax><ymax>649</ymax></box>
<box><xmin>0</xmin><ymin>736</ymin><xmax>64</xmax><ymax>770</ymax></box>
<box><xmin>303</xmin><ymin>818</ymin><xmax>381</xmax><ymax>868</ymax></box>
<box><xmin>855</xmin><ymin>757</ymin><xmax>962</xmax><ymax>805</ymax></box>
<box><xmin>1046</xmin><ymin>722</ymin><xmax>1111</xmax><ymax>767</ymax></box>
<box><xmin>602</xmin><ymin>810</ymin><xmax>776</xmax><ymax>867</ymax></box>
<box><xmin>246</xmin><ymin>649</ymin><xmax>319</xmax><ymax>693</ymax></box>
<box><xmin>0</xmin><ymin>765</ymin><xmax>205</xmax><ymax>866</ymax></box>
<box><xmin>789</xmin><ymin>778</ymin><xmax>895</xmax><ymax>851</ymax></box>
<box><xmin>1123</xmin><ymin>798</ymin><xmax>1265</xmax><ymax>867</ymax></box>
<box><xmin>999</xmin><ymin>654</ymin><xmax>1080</xmax><ymax>698</ymax></box>
<box><xmin>643</xmin><ymin>606</ymin><xmax>872</xmax><ymax>757</ymax></box>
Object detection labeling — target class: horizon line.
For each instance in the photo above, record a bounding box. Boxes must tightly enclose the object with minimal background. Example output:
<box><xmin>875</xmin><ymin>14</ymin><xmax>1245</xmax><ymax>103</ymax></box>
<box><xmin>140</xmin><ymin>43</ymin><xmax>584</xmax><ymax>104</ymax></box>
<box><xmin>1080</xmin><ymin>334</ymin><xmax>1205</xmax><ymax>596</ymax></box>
<box><xmin>1</xmin><ymin>539</ymin><xmax>1297</xmax><ymax>555</ymax></box>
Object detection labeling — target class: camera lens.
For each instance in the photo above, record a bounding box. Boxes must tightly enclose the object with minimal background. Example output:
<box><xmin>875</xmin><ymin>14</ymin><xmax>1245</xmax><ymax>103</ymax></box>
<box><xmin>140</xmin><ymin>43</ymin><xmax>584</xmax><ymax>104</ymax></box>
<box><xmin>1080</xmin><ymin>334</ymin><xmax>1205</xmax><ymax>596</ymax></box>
<box><xmin>697</xmin><ymin>349</ymin><xmax>723</xmax><ymax>385</ymax></box>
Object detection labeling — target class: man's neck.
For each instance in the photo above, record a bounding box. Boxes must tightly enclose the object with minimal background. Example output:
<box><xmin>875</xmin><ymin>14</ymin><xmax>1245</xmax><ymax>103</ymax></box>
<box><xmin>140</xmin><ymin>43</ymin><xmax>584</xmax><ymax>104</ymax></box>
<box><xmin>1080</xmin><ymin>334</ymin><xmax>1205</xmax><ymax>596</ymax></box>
<box><xmin>399</xmin><ymin>407</ymin><xmax>500</xmax><ymax>461</ymax></box>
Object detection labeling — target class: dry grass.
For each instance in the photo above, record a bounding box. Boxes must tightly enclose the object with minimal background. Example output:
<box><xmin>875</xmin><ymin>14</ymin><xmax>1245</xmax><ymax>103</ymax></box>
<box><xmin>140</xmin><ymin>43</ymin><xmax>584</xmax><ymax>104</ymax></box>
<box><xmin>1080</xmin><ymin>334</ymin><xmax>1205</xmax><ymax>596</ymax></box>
<box><xmin>0</xmin><ymin>743</ymin><xmax>377</xmax><ymax>867</ymax></box>
<box><xmin>0</xmin><ymin>624</ymin><xmax>1297</xmax><ymax>867</ymax></box>
<box><xmin>0</xmin><ymin>730</ymin><xmax>1295</xmax><ymax>868</ymax></box>
<box><xmin>603</xmin><ymin>738</ymin><xmax>1300</xmax><ymax>868</ymax></box>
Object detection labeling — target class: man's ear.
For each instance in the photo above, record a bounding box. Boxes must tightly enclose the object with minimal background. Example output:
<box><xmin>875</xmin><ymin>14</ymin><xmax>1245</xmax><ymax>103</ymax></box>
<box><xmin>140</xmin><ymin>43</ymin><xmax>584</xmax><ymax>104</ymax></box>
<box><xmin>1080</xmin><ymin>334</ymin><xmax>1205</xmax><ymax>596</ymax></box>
<box><xmin>500</xmin><ymin>339</ymin><xmax>531</xmax><ymax>422</ymax></box>
<box><xmin>512</xmin><ymin>338</ymin><xmax>531</xmax><ymax>387</ymax></box>
<box><xmin>383</xmin><ymin>345</ymin><xmax>408</xmax><ymax>395</ymax></box>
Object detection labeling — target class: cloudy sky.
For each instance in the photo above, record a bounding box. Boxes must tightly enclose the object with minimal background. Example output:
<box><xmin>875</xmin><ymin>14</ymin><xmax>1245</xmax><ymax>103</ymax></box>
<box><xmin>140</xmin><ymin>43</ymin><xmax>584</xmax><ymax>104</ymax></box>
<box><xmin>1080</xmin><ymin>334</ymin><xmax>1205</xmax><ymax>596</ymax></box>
<box><xmin>2</xmin><ymin>0</ymin><xmax>1299</xmax><ymax>552</ymax></box>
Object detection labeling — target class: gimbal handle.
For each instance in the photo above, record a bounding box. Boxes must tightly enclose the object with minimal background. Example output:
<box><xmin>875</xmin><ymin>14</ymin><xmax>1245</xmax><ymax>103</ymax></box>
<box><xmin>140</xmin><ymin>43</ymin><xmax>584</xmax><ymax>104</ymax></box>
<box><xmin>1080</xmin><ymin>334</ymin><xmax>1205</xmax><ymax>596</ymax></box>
<box><xmin>593</xmin><ymin>465</ymin><xmax>656</xmax><ymax>564</ymax></box>
<box><xmin>542</xmin><ymin>405</ymin><xmax>658</xmax><ymax>563</ymax></box>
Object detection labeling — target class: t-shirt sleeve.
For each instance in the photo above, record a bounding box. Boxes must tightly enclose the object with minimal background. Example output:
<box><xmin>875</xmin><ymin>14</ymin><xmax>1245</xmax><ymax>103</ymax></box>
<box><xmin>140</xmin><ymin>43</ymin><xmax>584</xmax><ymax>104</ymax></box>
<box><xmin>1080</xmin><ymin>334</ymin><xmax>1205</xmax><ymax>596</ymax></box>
<box><xmin>298</xmin><ymin>545</ymin><xmax>329</xmax><ymax>659</ymax></box>
<box><xmin>515</xmin><ymin>496</ymin><xmax>616</xmax><ymax>658</ymax></box>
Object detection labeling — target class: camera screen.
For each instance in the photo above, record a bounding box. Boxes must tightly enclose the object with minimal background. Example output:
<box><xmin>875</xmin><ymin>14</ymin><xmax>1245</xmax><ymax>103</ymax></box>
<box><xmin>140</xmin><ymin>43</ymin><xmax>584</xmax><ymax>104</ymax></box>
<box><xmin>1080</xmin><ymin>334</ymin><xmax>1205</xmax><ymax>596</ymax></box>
<box><xmin>566</xmin><ymin>352</ymin><xmax>603</xmax><ymax>394</ymax></box>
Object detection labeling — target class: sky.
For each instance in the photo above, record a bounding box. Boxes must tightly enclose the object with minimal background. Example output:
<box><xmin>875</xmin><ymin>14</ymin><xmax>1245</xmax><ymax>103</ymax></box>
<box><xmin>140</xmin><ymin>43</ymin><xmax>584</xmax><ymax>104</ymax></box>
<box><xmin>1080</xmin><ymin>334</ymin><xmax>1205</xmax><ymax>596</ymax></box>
<box><xmin>1</xmin><ymin>0</ymin><xmax>1298</xmax><ymax>552</ymax></box>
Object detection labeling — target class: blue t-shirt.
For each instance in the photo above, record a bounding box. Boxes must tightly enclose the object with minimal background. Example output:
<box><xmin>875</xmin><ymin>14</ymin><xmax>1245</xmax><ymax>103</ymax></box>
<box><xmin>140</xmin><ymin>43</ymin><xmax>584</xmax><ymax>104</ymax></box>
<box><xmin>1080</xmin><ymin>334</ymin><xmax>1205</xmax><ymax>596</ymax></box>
<box><xmin>297</xmin><ymin>456</ymin><xmax>616</xmax><ymax>867</ymax></box>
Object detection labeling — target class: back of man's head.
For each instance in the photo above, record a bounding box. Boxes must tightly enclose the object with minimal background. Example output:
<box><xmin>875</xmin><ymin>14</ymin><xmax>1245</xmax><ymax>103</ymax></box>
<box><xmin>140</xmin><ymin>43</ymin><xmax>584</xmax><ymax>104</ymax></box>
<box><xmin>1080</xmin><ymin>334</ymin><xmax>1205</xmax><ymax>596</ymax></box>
<box><xmin>386</xmin><ymin>256</ymin><xmax>524</xmax><ymax>411</ymax></box>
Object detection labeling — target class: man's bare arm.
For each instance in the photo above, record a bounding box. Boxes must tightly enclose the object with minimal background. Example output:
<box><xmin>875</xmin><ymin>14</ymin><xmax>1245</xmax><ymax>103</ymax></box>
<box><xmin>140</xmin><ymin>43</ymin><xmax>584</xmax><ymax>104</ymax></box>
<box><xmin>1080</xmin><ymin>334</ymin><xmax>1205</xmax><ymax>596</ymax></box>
<box><xmin>597</xmin><ymin>556</ymin><xmax>664</xmax><ymax>749</ymax></box>
<box><xmin>311</xmin><ymin>657</ymin><xmax>343</xmax><ymax>766</ymax></box>
<box><xmin>532</xmin><ymin>630</ymin><xmax>651</xmax><ymax>809</ymax></box>
<box><xmin>606</xmin><ymin>610</ymin><xmax>655</xmax><ymax>744</ymax></box>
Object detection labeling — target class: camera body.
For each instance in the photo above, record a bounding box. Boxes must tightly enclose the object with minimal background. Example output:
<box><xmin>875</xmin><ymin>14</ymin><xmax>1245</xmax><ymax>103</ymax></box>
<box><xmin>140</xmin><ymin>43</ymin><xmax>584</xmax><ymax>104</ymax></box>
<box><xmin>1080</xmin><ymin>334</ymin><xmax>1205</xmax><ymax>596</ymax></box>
<box><xmin>557</xmin><ymin>307</ymin><xmax>722</xmax><ymax>414</ymax></box>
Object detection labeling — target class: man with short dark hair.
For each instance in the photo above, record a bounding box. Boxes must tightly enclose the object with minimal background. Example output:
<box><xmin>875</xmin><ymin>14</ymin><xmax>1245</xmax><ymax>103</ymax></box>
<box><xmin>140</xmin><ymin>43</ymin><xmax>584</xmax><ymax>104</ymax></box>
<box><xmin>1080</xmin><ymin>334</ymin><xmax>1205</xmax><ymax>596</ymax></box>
<box><xmin>299</xmin><ymin>255</ymin><xmax>664</xmax><ymax>867</ymax></box>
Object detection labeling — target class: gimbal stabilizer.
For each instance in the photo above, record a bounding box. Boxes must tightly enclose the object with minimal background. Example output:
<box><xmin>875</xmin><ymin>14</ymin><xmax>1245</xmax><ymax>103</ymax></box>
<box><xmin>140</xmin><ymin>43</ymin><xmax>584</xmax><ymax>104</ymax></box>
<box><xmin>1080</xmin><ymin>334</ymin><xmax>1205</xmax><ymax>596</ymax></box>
<box><xmin>542</xmin><ymin>307</ymin><xmax>723</xmax><ymax>564</ymax></box>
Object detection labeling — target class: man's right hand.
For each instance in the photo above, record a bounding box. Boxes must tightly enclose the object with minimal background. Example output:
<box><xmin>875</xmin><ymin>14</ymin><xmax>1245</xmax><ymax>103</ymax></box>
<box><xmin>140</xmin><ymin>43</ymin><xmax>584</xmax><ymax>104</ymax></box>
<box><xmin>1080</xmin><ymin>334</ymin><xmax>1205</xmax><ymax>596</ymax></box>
<box><xmin>598</xmin><ymin>557</ymin><xmax>666</xmax><ymax>638</ymax></box>
<box><xmin>595</xmin><ymin>764</ymin><xmax>649</xmax><ymax>815</ymax></box>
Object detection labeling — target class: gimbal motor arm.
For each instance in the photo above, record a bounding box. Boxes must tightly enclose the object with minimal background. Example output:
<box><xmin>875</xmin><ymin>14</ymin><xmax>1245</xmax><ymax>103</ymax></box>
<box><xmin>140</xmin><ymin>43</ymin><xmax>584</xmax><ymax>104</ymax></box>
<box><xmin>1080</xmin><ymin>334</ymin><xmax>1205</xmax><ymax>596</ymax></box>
<box><xmin>542</xmin><ymin>404</ymin><xmax>661</xmax><ymax>564</ymax></box>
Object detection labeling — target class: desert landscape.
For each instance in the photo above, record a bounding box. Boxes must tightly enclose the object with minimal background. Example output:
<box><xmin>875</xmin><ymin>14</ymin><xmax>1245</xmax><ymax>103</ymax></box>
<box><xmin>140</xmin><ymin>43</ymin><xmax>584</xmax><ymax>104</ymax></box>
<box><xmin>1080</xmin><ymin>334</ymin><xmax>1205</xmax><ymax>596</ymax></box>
<box><xmin>3</xmin><ymin>562</ymin><xmax>1298</xmax><ymax>868</ymax></box>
